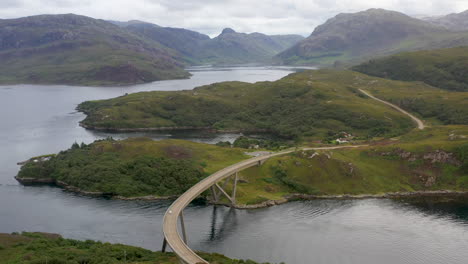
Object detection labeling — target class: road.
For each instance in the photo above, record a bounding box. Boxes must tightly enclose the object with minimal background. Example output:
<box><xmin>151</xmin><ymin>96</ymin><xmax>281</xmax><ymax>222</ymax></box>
<box><xmin>162</xmin><ymin>145</ymin><xmax>367</xmax><ymax>264</ymax></box>
<box><xmin>359</xmin><ymin>89</ymin><xmax>425</xmax><ymax>130</ymax></box>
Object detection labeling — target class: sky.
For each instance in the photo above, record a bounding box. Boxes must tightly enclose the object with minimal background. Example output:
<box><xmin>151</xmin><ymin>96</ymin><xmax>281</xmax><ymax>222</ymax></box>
<box><xmin>1</xmin><ymin>0</ymin><xmax>467</xmax><ymax>37</ymax></box>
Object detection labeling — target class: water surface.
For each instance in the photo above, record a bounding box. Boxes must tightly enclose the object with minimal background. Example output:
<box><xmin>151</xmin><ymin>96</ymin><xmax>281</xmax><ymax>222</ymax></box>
<box><xmin>1</xmin><ymin>66</ymin><xmax>467</xmax><ymax>264</ymax></box>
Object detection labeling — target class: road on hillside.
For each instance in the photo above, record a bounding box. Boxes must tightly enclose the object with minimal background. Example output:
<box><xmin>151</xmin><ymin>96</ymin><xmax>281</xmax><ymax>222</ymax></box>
<box><xmin>162</xmin><ymin>145</ymin><xmax>368</xmax><ymax>264</ymax></box>
<box><xmin>359</xmin><ymin>89</ymin><xmax>425</xmax><ymax>130</ymax></box>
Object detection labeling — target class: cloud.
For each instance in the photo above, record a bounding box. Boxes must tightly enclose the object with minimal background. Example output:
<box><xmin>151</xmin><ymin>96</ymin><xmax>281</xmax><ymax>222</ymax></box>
<box><xmin>0</xmin><ymin>0</ymin><xmax>466</xmax><ymax>37</ymax></box>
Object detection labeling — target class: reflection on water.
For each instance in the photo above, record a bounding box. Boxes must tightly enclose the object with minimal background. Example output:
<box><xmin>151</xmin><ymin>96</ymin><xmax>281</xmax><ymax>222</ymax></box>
<box><xmin>1</xmin><ymin>185</ymin><xmax>467</xmax><ymax>264</ymax></box>
<box><xmin>1</xmin><ymin>66</ymin><xmax>467</xmax><ymax>264</ymax></box>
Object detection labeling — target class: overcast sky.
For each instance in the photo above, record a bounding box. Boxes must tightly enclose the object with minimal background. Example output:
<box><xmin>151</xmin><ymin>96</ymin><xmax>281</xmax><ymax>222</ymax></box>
<box><xmin>1</xmin><ymin>0</ymin><xmax>467</xmax><ymax>37</ymax></box>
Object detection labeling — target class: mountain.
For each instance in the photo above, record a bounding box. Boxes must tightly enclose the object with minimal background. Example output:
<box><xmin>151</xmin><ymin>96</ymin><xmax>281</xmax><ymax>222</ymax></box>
<box><xmin>197</xmin><ymin>28</ymin><xmax>304</xmax><ymax>64</ymax></box>
<box><xmin>0</xmin><ymin>14</ymin><xmax>190</xmax><ymax>86</ymax></box>
<box><xmin>353</xmin><ymin>46</ymin><xmax>468</xmax><ymax>91</ymax></box>
<box><xmin>275</xmin><ymin>8</ymin><xmax>461</xmax><ymax>66</ymax></box>
<box><xmin>423</xmin><ymin>10</ymin><xmax>468</xmax><ymax>31</ymax></box>
<box><xmin>122</xmin><ymin>21</ymin><xmax>304</xmax><ymax>65</ymax></box>
<box><xmin>122</xmin><ymin>22</ymin><xmax>211</xmax><ymax>64</ymax></box>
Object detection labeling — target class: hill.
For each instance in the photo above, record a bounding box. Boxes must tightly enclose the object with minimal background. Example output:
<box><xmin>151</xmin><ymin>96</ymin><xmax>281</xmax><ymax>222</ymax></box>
<box><xmin>0</xmin><ymin>232</ymin><xmax>269</xmax><ymax>264</ymax></box>
<box><xmin>0</xmin><ymin>14</ymin><xmax>190</xmax><ymax>86</ymax></box>
<box><xmin>423</xmin><ymin>10</ymin><xmax>468</xmax><ymax>31</ymax></box>
<box><xmin>230</xmin><ymin>126</ymin><xmax>468</xmax><ymax>205</ymax></box>
<box><xmin>275</xmin><ymin>9</ymin><xmax>468</xmax><ymax>66</ymax></box>
<box><xmin>352</xmin><ymin>71</ymin><xmax>468</xmax><ymax>125</ymax></box>
<box><xmin>15</xmin><ymin>127</ymin><xmax>468</xmax><ymax>206</ymax></box>
<box><xmin>353</xmin><ymin>46</ymin><xmax>468</xmax><ymax>91</ymax></box>
<box><xmin>123</xmin><ymin>22</ymin><xmax>303</xmax><ymax>65</ymax></box>
<box><xmin>16</xmin><ymin>138</ymin><xmax>247</xmax><ymax>198</ymax></box>
<box><xmin>77</xmin><ymin>70</ymin><xmax>424</xmax><ymax>140</ymax></box>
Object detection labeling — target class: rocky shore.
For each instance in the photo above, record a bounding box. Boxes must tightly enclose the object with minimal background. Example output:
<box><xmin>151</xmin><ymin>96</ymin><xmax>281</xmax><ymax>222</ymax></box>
<box><xmin>212</xmin><ymin>190</ymin><xmax>468</xmax><ymax>209</ymax></box>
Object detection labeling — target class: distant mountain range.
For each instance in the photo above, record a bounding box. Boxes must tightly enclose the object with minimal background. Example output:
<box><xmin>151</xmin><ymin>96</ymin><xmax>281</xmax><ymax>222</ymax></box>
<box><xmin>423</xmin><ymin>10</ymin><xmax>468</xmax><ymax>31</ymax></box>
<box><xmin>1</xmin><ymin>8</ymin><xmax>468</xmax><ymax>85</ymax></box>
<box><xmin>276</xmin><ymin>8</ymin><xmax>468</xmax><ymax>66</ymax></box>
<box><xmin>0</xmin><ymin>14</ymin><xmax>303</xmax><ymax>85</ymax></box>
<box><xmin>119</xmin><ymin>22</ymin><xmax>304</xmax><ymax>65</ymax></box>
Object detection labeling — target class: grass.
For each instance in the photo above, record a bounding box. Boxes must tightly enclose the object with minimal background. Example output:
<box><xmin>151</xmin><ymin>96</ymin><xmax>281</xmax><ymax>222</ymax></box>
<box><xmin>0</xmin><ymin>232</ymin><xmax>271</xmax><ymax>264</ymax></box>
<box><xmin>221</xmin><ymin>125</ymin><xmax>468</xmax><ymax>205</ymax></box>
<box><xmin>78</xmin><ymin>70</ymin><xmax>422</xmax><ymax>140</ymax></box>
<box><xmin>352</xmin><ymin>73</ymin><xmax>468</xmax><ymax>125</ymax></box>
<box><xmin>353</xmin><ymin>46</ymin><xmax>468</xmax><ymax>91</ymax></box>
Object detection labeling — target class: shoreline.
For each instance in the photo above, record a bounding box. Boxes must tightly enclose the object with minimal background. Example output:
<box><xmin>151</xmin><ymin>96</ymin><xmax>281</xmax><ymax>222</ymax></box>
<box><xmin>222</xmin><ymin>191</ymin><xmax>468</xmax><ymax>209</ymax></box>
<box><xmin>15</xmin><ymin>177</ymin><xmax>468</xmax><ymax>206</ymax></box>
<box><xmin>78</xmin><ymin>122</ymin><xmax>270</xmax><ymax>134</ymax></box>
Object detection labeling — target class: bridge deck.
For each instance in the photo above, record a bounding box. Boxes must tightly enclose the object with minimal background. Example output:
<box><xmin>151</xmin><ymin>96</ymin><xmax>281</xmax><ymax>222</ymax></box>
<box><xmin>162</xmin><ymin>89</ymin><xmax>424</xmax><ymax>263</ymax></box>
<box><xmin>162</xmin><ymin>146</ymin><xmax>365</xmax><ymax>264</ymax></box>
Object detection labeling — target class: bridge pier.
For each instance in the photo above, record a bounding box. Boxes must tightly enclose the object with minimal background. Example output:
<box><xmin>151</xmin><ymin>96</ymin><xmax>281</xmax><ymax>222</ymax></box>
<box><xmin>211</xmin><ymin>172</ymin><xmax>240</xmax><ymax>206</ymax></box>
<box><xmin>180</xmin><ymin>211</ymin><xmax>188</xmax><ymax>244</ymax></box>
<box><xmin>161</xmin><ymin>238</ymin><xmax>167</xmax><ymax>252</ymax></box>
<box><xmin>231</xmin><ymin>172</ymin><xmax>238</xmax><ymax>204</ymax></box>
<box><xmin>210</xmin><ymin>186</ymin><xmax>218</xmax><ymax>202</ymax></box>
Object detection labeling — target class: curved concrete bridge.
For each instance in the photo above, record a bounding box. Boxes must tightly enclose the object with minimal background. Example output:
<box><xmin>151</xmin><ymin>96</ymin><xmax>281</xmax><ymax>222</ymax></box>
<box><xmin>162</xmin><ymin>89</ymin><xmax>425</xmax><ymax>263</ymax></box>
<box><xmin>162</xmin><ymin>145</ymin><xmax>366</xmax><ymax>264</ymax></box>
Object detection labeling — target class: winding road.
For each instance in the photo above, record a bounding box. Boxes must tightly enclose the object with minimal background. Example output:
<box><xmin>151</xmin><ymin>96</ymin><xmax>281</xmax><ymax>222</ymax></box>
<box><xmin>359</xmin><ymin>89</ymin><xmax>425</xmax><ymax>130</ymax></box>
<box><xmin>162</xmin><ymin>89</ymin><xmax>425</xmax><ymax>264</ymax></box>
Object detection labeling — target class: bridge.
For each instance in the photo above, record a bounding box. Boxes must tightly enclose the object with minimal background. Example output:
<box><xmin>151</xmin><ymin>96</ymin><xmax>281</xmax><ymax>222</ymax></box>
<box><xmin>161</xmin><ymin>90</ymin><xmax>425</xmax><ymax>263</ymax></box>
<box><xmin>162</xmin><ymin>145</ymin><xmax>366</xmax><ymax>264</ymax></box>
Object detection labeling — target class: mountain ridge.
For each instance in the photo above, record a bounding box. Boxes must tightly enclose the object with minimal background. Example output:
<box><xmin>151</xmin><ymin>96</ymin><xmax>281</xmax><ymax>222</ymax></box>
<box><xmin>275</xmin><ymin>8</ymin><xmax>468</xmax><ymax>66</ymax></box>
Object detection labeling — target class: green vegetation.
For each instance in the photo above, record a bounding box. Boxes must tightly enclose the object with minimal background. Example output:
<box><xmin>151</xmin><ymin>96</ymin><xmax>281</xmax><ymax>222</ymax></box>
<box><xmin>353</xmin><ymin>46</ymin><xmax>468</xmax><ymax>91</ymax></box>
<box><xmin>17</xmin><ymin>138</ymin><xmax>247</xmax><ymax>198</ymax></box>
<box><xmin>227</xmin><ymin>126</ymin><xmax>468</xmax><ymax>205</ymax></box>
<box><xmin>216</xmin><ymin>136</ymin><xmax>293</xmax><ymax>151</ymax></box>
<box><xmin>0</xmin><ymin>14</ymin><xmax>189</xmax><ymax>86</ymax></box>
<box><xmin>78</xmin><ymin>70</ymin><xmax>418</xmax><ymax>140</ymax></box>
<box><xmin>0</xmin><ymin>232</ymin><xmax>272</xmax><ymax>264</ymax></box>
<box><xmin>352</xmin><ymin>73</ymin><xmax>468</xmax><ymax>125</ymax></box>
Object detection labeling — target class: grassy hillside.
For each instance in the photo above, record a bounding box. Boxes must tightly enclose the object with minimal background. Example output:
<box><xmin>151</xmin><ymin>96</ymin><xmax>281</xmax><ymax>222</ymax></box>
<box><xmin>223</xmin><ymin>126</ymin><xmax>468</xmax><ymax>205</ymax></box>
<box><xmin>77</xmin><ymin>70</ymin><xmax>419</xmax><ymax>140</ymax></box>
<box><xmin>0</xmin><ymin>232</ymin><xmax>269</xmax><ymax>264</ymax></box>
<box><xmin>16</xmin><ymin>138</ymin><xmax>247</xmax><ymax>198</ymax></box>
<box><xmin>352</xmin><ymin>46</ymin><xmax>468</xmax><ymax>91</ymax></box>
<box><xmin>353</xmin><ymin>73</ymin><xmax>468</xmax><ymax>125</ymax></box>
<box><xmin>17</xmin><ymin>127</ymin><xmax>468</xmax><ymax>205</ymax></box>
<box><xmin>0</xmin><ymin>14</ymin><xmax>190</xmax><ymax>86</ymax></box>
<box><xmin>275</xmin><ymin>9</ymin><xmax>468</xmax><ymax>66</ymax></box>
